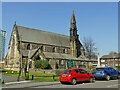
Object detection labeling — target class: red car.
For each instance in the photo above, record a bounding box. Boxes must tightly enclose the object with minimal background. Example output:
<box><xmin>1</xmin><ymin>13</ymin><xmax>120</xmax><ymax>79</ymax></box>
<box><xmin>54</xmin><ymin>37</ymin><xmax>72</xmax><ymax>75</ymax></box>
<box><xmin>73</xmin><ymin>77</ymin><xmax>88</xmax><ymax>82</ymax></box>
<box><xmin>59</xmin><ymin>68</ymin><xmax>95</xmax><ymax>85</ymax></box>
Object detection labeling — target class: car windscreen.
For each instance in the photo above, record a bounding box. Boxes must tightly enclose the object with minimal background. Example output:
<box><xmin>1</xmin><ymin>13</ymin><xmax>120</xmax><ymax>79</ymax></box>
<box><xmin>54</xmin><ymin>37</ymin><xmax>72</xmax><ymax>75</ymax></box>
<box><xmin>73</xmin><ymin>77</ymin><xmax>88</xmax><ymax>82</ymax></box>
<box><xmin>63</xmin><ymin>70</ymin><xmax>71</xmax><ymax>74</ymax></box>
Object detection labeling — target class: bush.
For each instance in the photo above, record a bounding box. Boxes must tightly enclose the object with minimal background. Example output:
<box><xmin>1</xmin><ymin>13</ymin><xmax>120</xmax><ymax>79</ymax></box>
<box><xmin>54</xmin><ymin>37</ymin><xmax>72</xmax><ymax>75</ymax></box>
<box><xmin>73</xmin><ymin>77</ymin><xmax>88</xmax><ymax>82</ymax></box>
<box><xmin>34</xmin><ymin>60</ymin><xmax>41</xmax><ymax>69</ymax></box>
<box><xmin>34</xmin><ymin>60</ymin><xmax>49</xmax><ymax>69</ymax></box>
<box><xmin>116</xmin><ymin>66</ymin><xmax>120</xmax><ymax>70</ymax></box>
<box><xmin>40</xmin><ymin>60</ymin><xmax>49</xmax><ymax>69</ymax></box>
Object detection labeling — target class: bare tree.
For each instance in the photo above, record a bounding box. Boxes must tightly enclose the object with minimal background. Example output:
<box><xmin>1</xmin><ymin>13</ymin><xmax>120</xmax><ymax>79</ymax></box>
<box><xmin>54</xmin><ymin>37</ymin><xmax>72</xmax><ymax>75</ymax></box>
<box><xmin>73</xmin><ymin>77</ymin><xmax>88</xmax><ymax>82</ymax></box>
<box><xmin>82</xmin><ymin>37</ymin><xmax>97</xmax><ymax>60</ymax></box>
<box><xmin>109</xmin><ymin>51</ymin><xmax>117</xmax><ymax>55</ymax></box>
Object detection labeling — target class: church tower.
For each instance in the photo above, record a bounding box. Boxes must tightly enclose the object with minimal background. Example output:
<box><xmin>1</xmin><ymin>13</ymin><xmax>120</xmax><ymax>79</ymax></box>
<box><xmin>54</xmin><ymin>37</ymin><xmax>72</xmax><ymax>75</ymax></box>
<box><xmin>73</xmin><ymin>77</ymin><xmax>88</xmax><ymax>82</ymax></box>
<box><xmin>70</xmin><ymin>11</ymin><xmax>81</xmax><ymax>58</ymax></box>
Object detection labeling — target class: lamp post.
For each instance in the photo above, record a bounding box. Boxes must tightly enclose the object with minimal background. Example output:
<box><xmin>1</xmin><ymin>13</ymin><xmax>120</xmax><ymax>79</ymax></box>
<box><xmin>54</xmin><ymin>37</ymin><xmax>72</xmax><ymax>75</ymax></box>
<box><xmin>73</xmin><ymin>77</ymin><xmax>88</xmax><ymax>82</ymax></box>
<box><xmin>113</xmin><ymin>56</ymin><xmax>115</xmax><ymax>68</ymax></box>
<box><xmin>97</xmin><ymin>53</ymin><xmax>100</xmax><ymax>67</ymax></box>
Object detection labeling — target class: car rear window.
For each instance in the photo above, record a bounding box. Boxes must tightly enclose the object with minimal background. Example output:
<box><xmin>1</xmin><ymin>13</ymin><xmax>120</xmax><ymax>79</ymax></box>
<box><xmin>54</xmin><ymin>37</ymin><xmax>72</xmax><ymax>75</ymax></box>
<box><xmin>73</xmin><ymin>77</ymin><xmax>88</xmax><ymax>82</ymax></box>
<box><xmin>63</xmin><ymin>70</ymin><xmax>71</xmax><ymax>74</ymax></box>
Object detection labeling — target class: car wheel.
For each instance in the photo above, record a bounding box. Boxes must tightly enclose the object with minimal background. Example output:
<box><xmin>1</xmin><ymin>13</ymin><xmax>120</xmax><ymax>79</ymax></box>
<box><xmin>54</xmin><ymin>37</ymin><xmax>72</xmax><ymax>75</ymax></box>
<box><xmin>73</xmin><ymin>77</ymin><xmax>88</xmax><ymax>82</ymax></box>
<box><xmin>89</xmin><ymin>77</ymin><xmax>95</xmax><ymax>83</ymax></box>
<box><xmin>71</xmin><ymin>78</ymin><xmax>77</xmax><ymax>85</ymax></box>
<box><xmin>106</xmin><ymin>75</ymin><xmax>110</xmax><ymax>81</ymax></box>
<box><xmin>118</xmin><ymin>75</ymin><xmax>120</xmax><ymax>79</ymax></box>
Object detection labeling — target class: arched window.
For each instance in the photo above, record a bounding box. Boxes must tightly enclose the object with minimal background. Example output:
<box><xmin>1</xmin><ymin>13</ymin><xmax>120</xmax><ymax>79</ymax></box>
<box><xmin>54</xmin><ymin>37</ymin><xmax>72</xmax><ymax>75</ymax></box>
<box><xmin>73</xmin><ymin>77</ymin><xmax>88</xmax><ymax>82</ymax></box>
<box><xmin>63</xmin><ymin>49</ymin><xmax>65</xmax><ymax>53</ymax></box>
<box><xmin>52</xmin><ymin>47</ymin><xmax>55</xmax><ymax>52</ymax></box>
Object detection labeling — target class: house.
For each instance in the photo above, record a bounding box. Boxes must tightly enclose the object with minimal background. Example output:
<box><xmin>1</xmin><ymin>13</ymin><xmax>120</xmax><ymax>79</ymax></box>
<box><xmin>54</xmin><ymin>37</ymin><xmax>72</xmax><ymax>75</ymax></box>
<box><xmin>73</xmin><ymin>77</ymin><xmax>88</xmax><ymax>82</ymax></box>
<box><xmin>100</xmin><ymin>53</ymin><xmax>120</xmax><ymax>68</ymax></box>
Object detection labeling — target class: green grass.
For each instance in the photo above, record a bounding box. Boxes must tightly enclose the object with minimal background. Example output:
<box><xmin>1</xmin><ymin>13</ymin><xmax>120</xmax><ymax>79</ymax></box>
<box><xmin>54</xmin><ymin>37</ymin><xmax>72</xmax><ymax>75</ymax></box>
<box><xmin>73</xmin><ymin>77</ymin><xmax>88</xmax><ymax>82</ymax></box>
<box><xmin>2</xmin><ymin>69</ymin><xmax>19</xmax><ymax>77</ymax></box>
<box><xmin>32</xmin><ymin>76</ymin><xmax>59</xmax><ymax>82</ymax></box>
<box><xmin>28</xmin><ymin>71</ymin><xmax>59</xmax><ymax>82</ymax></box>
<box><xmin>1</xmin><ymin>69</ymin><xmax>59</xmax><ymax>82</ymax></box>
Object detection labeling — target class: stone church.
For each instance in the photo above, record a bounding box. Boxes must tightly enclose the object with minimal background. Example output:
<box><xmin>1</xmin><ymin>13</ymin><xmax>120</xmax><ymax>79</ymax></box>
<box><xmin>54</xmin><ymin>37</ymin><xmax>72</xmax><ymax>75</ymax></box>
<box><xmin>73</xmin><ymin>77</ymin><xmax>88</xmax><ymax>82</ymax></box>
<box><xmin>5</xmin><ymin>11</ymin><xmax>97</xmax><ymax>70</ymax></box>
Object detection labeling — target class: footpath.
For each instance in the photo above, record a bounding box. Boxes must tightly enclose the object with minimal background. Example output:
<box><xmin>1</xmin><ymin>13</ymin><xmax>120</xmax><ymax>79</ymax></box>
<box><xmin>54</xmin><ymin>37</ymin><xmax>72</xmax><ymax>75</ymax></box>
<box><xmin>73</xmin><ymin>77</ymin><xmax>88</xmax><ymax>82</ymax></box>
<box><xmin>3</xmin><ymin>81</ymin><xmax>60</xmax><ymax>88</ymax></box>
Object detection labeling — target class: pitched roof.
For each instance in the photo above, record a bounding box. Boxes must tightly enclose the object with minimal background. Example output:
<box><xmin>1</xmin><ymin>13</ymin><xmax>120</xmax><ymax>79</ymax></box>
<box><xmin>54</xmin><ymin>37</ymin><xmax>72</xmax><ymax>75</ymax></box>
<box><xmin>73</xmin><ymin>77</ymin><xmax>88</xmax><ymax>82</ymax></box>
<box><xmin>22</xmin><ymin>48</ymin><xmax>40</xmax><ymax>58</ymax></box>
<box><xmin>17</xmin><ymin>25</ymin><xmax>70</xmax><ymax>47</ymax></box>
<box><xmin>44</xmin><ymin>52</ymin><xmax>97</xmax><ymax>62</ymax></box>
<box><xmin>44</xmin><ymin>52</ymin><xmax>80</xmax><ymax>60</ymax></box>
<box><xmin>100</xmin><ymin>54</ymin><xmax>120</xmax><ymax>59</ymax></box>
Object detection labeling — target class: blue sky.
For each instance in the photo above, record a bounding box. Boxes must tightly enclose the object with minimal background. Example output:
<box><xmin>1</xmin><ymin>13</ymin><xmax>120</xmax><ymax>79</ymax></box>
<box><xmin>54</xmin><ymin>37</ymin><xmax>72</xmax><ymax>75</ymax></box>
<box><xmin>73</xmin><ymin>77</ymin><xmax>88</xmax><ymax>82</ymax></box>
<box><xmin>2</xmin><ymin>2</ymin><xmax>118</xmax><ymax>57</ymax></box>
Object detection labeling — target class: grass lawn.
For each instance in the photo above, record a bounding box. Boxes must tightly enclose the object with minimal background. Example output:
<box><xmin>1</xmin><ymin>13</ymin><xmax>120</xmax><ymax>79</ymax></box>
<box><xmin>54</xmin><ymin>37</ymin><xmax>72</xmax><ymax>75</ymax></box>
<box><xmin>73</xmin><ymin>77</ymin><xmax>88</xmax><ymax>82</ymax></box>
<box><xmin>32</xmin><ymin>76</ymin><xmax>59</xmax><ymax>82</ymax></box>
<box><xmin>1</xmin><ymin>69</ymin><xmax>59</xmax><ymax>82</ymax></box>
<box><xmin>29</xmin><ymin>71</ymin><xmax>59</xmax><ymax>82</ymax></box>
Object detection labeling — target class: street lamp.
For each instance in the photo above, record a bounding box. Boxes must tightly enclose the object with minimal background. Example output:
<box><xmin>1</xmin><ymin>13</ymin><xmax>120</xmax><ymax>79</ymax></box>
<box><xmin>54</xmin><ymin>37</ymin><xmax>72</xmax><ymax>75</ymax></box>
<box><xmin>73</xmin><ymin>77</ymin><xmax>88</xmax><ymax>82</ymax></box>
<box><xmin>113</xmin><ymin>56</ymin><xmax>115</xmax><ymax>68</ymax></box>
<box><xmin>97</xmin><ymin>53</ymin><xmax>100</xmax><ymax>67</ymax></box>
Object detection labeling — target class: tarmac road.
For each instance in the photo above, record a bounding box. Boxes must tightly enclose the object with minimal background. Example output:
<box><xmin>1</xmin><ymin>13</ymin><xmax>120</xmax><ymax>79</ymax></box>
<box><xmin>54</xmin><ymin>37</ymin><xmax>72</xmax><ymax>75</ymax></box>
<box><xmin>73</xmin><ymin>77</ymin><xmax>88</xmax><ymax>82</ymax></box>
<box><xmin>2</xmin><ymin>79</ymin><xmax>119</xmax><ymax>89</ymax></box>
<box><xmin>34</xmin><ymin>79</ymin><xmax>119</xmax><ymax>88</ymax></box>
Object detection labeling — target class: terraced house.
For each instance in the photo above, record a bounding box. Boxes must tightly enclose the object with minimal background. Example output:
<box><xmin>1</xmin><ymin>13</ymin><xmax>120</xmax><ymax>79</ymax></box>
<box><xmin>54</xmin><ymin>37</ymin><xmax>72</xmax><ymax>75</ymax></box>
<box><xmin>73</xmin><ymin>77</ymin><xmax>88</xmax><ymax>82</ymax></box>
<box><xmin>5</xmin><ymin>11</ymin><xmax>97</xmax><ymax>70</ymax></box>
<box><xmin>100</xmin><ymin>53</ymin><xmax>120</xmax><ymax>68</ymax></box>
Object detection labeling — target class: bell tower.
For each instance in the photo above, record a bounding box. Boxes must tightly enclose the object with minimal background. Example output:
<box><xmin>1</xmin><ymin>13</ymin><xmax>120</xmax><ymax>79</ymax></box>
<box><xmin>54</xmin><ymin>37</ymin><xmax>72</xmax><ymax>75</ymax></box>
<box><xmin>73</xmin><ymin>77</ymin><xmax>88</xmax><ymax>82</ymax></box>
<box><xmin>70</xmin><ymin>11</ymin><xmax>81</xmax><ymax>57</ymax></box>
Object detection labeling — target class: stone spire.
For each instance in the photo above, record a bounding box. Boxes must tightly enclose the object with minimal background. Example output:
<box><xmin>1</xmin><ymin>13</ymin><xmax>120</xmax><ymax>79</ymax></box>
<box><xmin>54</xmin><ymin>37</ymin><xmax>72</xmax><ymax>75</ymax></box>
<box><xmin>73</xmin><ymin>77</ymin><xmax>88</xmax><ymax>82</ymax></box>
<box><xmin>70</xmin><ymin>10</ymin><xmax>77</xmax><ymax>41</ymax></box>
<box><xmin>71</xmin><ymin>10</ymin><xmax>76</xmax><ymax>24</ymax></box>
<box><xmin>70</xmin><ymin>11</ymin><xmax>83</xmax><ymax>58</ymax></box>
<box><xmin>70</xmin><ymin>10</ymin><xmax>77</xmax><ymax>30</ymax></box>
<box><xmin>14</xmin><ymin>21</ymin><xmax>16</xmax><ymax>26</ymax></box>
<box><xmin>70</xmin><ymin>11</ymin><xmax>78</xmax><ymax>57</ymax></box>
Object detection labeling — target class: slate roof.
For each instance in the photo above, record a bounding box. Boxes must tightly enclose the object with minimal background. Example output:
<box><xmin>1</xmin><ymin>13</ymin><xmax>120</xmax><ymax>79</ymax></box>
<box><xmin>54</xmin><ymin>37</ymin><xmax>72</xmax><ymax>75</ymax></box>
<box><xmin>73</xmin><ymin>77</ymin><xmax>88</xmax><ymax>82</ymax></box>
<box><xmin>100</xmin><ymin>54</ymin><xmax>120</xmax><ymax>59</ymax></box>
<box><xmin>44</xmin><ymin>52</ymin><xmax>97</xmax><ymax>62</ymax></box>
<box><xmin>17</xmin><ymin>25</ymin><xmax>70</xmax><ymax>47</ymax></box>
<box><xmin>22</xmin><ymin>48</ymin><xmax>39</xmax><ymax>58</ymax></box>
<box><xmin>43</xmin><ymin>52</ymin><xmax>83</xmax><ymax>61</ymax></box>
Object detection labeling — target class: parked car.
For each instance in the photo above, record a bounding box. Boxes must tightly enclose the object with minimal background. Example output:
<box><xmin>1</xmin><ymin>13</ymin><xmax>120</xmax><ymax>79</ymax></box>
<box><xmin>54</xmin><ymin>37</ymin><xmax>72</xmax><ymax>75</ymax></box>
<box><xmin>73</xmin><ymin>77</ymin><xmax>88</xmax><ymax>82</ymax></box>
<box><xmin>92</xmin><ymin>67</ymin><xmax>118</xmax><ymax>81</ymax></box>
<box><xmin>59</xmin><ymin>68</ymin><xmax>95</xmax><ymax>85</ymax></box>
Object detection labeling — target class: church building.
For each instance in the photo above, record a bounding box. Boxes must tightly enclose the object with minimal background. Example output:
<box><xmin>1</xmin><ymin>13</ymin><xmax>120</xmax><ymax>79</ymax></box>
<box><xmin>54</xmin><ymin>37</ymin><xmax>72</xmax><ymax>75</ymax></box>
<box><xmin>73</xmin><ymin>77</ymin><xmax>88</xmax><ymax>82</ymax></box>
<box><xmin>5</xmin><ymin>11</ymin><xmax>97</xmax><ymax>70</ymax></box>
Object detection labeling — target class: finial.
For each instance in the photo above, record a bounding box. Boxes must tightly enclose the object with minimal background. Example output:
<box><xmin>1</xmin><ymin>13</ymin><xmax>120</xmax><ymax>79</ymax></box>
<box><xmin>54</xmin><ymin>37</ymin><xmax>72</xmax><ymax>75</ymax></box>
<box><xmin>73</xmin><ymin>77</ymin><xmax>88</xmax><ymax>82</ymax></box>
<box><xmin>71</xmin><ymin>10</ymin><xmax>76</xmax><ymax>24</ymax></box>
<box><xmin>14</xmin><ymin>21</ymin><xmax>16</xmax><ymax>25</ymax></box>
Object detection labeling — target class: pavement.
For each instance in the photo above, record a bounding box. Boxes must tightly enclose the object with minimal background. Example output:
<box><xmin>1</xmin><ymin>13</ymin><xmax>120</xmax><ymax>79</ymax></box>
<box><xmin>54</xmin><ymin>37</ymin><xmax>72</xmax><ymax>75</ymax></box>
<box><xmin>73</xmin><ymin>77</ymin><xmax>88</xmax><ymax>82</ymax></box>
<box><xmin>3</xmin><ymin>81</ymin><xmax>60</xmax><ymax>88</ymax></box>
<box><xmin>5</xmin><ymin>80</ymin><xmax>31</xmax><ymax>85</ymax></box>
<box><xmin>2</xmin><ymin>75</ymin><xmax>24</xmax><ymax>83</ymax></box>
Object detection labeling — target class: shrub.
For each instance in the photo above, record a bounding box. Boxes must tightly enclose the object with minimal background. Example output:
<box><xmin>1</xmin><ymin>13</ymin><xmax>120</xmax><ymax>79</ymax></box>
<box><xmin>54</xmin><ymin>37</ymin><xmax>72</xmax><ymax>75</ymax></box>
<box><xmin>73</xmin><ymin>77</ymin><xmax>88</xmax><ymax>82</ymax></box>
<box><xmin>40</xmin><ymin>60</ymin><xmax>49</xmax><ymax>69</ymax></box>
<box><xmin>34</xmin><ymin>60</ymin><xmax>49</xmax><ymax>69</ymax></box>
<box><xmin>116</xmin><ymin>66</ymin><xmax>120</xmax><ymax>70</ymax></box>
<box><xmin>34</xmin><ymin>60</ymin><xmax>41</xmax><ymax>69</ymax></box>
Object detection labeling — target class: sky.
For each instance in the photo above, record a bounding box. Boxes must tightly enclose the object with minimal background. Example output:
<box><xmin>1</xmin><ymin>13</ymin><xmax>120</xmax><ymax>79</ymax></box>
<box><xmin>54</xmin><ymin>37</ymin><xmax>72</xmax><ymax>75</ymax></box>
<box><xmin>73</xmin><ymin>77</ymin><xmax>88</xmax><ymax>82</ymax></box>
<box><xmin>2</xmin><ymin>2</ymin><xmax>118</xmax><ymax>57</ymax></box>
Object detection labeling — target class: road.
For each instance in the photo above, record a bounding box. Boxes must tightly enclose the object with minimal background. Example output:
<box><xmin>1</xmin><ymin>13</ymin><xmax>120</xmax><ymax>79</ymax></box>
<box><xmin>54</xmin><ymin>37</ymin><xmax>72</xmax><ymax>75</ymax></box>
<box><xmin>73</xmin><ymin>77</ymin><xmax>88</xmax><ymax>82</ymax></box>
<box><xmin>34</xmin><ymin>80</ymin><xmax>119</xmax><ymax>88</ymax></box>
<box><xmin>3</xmin><ymin>80</ymin><xmax>119</xmax><ymax>89</ymax></box>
